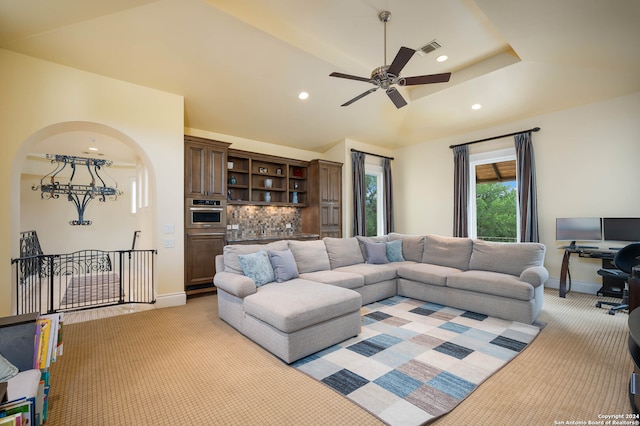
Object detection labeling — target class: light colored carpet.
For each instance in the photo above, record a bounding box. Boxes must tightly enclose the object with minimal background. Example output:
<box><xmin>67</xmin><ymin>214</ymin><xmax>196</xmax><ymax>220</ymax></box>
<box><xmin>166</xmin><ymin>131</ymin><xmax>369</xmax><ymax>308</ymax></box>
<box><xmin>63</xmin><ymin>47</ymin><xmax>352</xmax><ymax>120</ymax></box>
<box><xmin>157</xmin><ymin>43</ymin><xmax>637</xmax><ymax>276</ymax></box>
<box><xmin>47</xmin><ymin>289</ymin><xmax>633</xmax><ymax>425</ymax></box>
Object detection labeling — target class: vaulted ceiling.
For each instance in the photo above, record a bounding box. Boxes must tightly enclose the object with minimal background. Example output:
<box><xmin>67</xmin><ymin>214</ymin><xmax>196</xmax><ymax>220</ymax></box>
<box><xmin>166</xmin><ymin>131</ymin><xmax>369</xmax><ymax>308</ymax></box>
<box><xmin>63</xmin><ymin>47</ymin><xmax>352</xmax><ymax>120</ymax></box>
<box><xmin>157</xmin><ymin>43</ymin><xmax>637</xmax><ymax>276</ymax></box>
<box><xmin>1</xmin><ymin>0</ymin><xmax>639</xmax><ymax>153</ymax></box>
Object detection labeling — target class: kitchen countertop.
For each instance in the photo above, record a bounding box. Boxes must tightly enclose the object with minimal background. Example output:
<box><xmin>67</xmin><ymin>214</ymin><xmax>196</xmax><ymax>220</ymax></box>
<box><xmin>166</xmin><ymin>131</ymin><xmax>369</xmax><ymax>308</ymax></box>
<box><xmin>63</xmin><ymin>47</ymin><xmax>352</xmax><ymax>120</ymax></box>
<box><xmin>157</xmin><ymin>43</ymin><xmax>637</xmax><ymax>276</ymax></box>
<box><xmin>226</xmin><ymin>233</ymin><xmax>320</xmax><ymax>243</ymax></box>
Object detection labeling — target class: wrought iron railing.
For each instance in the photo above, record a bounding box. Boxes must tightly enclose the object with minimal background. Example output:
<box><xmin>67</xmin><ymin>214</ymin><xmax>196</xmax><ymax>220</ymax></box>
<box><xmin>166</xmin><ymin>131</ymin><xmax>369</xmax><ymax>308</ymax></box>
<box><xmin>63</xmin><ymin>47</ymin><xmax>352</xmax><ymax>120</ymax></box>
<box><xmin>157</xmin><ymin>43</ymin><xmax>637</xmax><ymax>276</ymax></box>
<box><xmin>11</xmin><ymin>249</ymin><xmax>157</xmax><ymax>315</ymax></box>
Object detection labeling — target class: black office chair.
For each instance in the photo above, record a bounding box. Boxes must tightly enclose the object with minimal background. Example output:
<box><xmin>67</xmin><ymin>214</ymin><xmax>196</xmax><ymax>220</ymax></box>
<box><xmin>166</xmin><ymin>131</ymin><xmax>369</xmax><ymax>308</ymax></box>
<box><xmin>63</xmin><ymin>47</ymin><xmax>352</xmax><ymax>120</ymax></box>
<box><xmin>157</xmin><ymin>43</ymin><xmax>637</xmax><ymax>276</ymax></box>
<box><xmin>596</xmin><ymin>242</ymin><xmax>640</xmax><ymax>315</ymax></box>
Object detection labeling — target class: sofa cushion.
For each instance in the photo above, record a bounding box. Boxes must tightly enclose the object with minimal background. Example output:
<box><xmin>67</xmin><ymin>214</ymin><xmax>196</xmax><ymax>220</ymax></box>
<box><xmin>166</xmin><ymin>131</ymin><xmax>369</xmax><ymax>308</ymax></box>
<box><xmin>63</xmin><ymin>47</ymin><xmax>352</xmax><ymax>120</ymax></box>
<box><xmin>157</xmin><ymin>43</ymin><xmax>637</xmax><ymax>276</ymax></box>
<box><xmin>356</xmin><ymin>235</ymin><xmax>388</xmax><ymax>259</ymax></box>
<box><xmin>238</xmin><ymin>250</ymin><xmax>275</xmax><ymax>286</ymax></box>
<box><xmin>364</xmin><ymin>242</ymin><xmax>389</xmax><ymax>264</ymax></box>
<box><xmin>386</xmin><ymin>239</ymin><xmax>405</xmax><ymax>262</ymax></box>
<box><xmin>224</xmin><ymin>241</ymin><xmax>288</xmax><ymax>275</ymax></box>
<box><xmin>299</xmin><ymin>270</ymin><xmax>364</xmax><ymax>290</ymax></box>
<box><xmin>388</xmin><ymin>233</ymin><xmax>425</xmax><ymax>262</ymax></box>
<box><xmin>470</xmin><ymin>239</ymin><xmax>546</xmax><ymax>277</ymax></box>
<box><xmin>324</xmin><ymin>237</ymin><xmax>365</xmax><ymax>269</ymax></box>
<box><xmin>243</xmin><ymin>280</ymin><xmax>362</xmax><ymax>333</ymax></box>
<box><xmin>396</xmin><ymin>263</ymin><xmax>462</xmax><ymax>287</ymax></box>
<box><xmin>334</xmin><ymin>264</ymin><xmax>397</xmax><ymax>285</ymax></box>
<box><xmin>423</xmin><ymin>234</ymin><xmax>473</xmax><ymax>270</ymax></box>
<box><xmin>446</xmin><ymin>270</ymin><xmax>534</xmax><ymax>301</ymax></box>
<box><xmin>288</xmin><ymin>240</ymin><xmax>330</xmax><ymax>273</ymax></box>
<box><xmin>268</xmin><ymin>249</ymin><xmax>299</xmax><ymax>283</ymax></box>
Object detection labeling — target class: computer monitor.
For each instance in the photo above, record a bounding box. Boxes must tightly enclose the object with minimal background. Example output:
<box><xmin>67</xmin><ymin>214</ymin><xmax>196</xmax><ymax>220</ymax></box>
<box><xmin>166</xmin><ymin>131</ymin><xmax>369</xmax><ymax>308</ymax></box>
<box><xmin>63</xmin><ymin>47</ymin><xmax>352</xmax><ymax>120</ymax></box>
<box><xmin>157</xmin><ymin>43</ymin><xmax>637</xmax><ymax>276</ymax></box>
<box><xmin>556</xmin><ymin>217</ymin><xmax>602</xmax><ymax>248</ymax></box>
<box><xmin>602</xmin><ymin>218</ymin><xmax>640</xmax><ymax>242</ymax></box>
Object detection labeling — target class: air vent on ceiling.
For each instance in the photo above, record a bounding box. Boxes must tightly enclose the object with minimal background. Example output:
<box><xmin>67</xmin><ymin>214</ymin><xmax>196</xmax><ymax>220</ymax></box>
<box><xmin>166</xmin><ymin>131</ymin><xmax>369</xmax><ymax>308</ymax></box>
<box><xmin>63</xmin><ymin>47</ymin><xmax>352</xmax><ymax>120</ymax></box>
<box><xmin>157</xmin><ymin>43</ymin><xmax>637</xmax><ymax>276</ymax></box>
<box><xmin>416</xmin><ymin>40</ymin><xmax>442</xmax><ymax>56</ymax></box>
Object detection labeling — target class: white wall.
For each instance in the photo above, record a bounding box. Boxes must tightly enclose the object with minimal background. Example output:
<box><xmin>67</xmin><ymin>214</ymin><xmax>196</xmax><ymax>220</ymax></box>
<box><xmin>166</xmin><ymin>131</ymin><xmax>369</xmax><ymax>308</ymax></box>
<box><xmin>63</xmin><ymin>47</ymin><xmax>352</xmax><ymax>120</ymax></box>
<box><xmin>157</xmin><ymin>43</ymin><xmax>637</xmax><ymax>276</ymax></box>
<box><xmin>394</xmin><ymin>92</ymin><xmax>640</xmax><ymax>291</ymax></box>
<box><xmin>0</xmin><ymin>49</ymin><xmax>185</xmax><ymax>316</ymax></box>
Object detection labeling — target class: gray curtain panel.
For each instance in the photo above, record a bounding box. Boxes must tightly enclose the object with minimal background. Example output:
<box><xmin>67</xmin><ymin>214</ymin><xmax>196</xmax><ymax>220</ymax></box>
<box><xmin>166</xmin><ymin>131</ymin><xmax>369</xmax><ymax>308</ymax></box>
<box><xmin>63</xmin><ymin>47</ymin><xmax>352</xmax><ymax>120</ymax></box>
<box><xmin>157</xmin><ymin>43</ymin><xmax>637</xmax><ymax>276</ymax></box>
<box><xmin>453</xmin><ymin>145</ymin><xmax>469</xmax><ymax>237</ymax></box>
<box><xmin>352</xmin><ymin>151</ymin><xmax>366</xmax><ymax>237</ymax></box>
<box><xmin>514</xmin><ymin>131</ymin><xmax>539</xmax><ymax>242</ymax></box>
<box><xmin>383</xmin><ymin>158</ymin><xmax>394</xmax><ymax>234</ymax></box>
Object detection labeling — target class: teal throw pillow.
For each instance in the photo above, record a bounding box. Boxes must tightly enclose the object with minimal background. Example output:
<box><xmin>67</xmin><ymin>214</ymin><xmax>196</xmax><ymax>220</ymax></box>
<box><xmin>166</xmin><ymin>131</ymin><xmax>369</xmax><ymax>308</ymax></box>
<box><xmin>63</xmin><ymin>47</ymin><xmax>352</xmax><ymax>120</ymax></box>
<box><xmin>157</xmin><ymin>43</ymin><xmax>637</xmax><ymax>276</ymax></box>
<box><xmin>238</xmin><ymin>250</ymin><xmax>275</xmax><ymax>286</ymax></box>
<box><xmin>365</xmin><ymin>242</ymin><xmax>389</xmax><ymax>264</ymax></box>
<box><xmin>268</xmin><ymin>249</ymin><xmax>299</xmax><ymax>282</ymax></box>
<box><xmin>386</xmin><ymin>239</ymin><xmax>405</xmax><ymax>262</ymax></box>
<box><xmin>0</xmin><ymin>353</ymin><xmax>19</xmax><ymax>382</ymax></box>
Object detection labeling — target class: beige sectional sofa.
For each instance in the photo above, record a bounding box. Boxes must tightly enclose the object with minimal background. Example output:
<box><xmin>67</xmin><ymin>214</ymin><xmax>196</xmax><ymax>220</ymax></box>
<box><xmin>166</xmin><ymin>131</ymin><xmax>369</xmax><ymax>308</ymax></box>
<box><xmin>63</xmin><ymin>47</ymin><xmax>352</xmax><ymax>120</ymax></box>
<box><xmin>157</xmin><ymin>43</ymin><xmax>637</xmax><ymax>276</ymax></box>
<box><xmin>213</xmin><ymin>233</ymin><xmax>548</xmax><ymax>363</ymax></box>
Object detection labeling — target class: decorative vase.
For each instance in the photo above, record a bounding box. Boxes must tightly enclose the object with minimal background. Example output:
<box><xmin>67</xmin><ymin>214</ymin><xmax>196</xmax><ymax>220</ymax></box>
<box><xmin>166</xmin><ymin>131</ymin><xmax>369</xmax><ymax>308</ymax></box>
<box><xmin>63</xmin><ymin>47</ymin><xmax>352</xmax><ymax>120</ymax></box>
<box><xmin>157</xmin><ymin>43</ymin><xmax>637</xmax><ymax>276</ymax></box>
<box><xmin>264</xmin><ymin>178</ymin><xmax>273</xmax><ymax>188</ymax></box>
<box><xmin>292</xmin><ymin>192</ymin><xmax>298</xmax><ymax>204</ymax></box>
<box><xmin>229</xmin><ymin>175</ymin><xmax>236</xmax><ymax>185</ymax></box>
<box><xmin>264</xmin><ymin>192</ymin><xmax>271</xmax><ymax>202</ymax></box>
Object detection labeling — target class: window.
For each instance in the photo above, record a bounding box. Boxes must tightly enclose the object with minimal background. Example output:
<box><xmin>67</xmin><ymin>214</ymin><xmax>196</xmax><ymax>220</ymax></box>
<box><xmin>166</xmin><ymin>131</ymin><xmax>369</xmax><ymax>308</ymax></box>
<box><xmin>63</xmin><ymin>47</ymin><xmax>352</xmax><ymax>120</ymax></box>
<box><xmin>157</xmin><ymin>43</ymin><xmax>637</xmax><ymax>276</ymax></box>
<box><xmin>469</xmin><ymin>149</ymin><xmax>519</xmax><ymax>242</ymax></box>
<box><xmin>365</xmin><ymin>164</ymin><xmax>384</xmax><ymax>236</ymax></box>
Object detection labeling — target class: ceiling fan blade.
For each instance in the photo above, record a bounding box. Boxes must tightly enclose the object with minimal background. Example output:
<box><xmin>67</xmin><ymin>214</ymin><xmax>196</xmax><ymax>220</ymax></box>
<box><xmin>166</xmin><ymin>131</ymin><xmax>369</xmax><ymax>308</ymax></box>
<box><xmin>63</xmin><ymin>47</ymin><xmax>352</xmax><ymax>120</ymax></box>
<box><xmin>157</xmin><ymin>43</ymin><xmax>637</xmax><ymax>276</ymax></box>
<box><xmin>387</xmin><ymin>47</ymin><xmax>415</xmax><ymax>77</ymax></box>
<box><xmin>330</xmin><ymin>72</ymin><xmax>371</xmax><ymax>83</ymax></box>
<box><xmin>402</xmin><ymin>72</ymin><xmax>452</xmax><ymax>85</ymax></box>
<box><xmin>386</xmin><ymin>87</ymin><xmax>407</xmax><ymax>109</ymax></box>
<box><xmin>341</xmin><ymin>88</ymin><xmax>378</xmax><ymax>107</ymax></box>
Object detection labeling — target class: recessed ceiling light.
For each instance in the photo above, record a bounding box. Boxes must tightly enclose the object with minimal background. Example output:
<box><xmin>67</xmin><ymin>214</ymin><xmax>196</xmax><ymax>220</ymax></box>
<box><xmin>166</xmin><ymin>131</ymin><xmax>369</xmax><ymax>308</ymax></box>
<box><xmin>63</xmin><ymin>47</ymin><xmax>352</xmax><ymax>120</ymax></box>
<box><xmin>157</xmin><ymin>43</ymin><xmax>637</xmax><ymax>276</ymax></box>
<box><xmin>89</xmin><ymin>147</ymin><xmax>99</xmax><ymax>151</ymax></box>
<box><xmin>298</xmin><ymin>92</ymin><xmax>309</xmax><ymax>100</ymax></box>
<box><xmin>471</xmin><ymin>104</ymin><xmax>482</xmax><ymax>110</ymax></box>
<box><xmin>436</xmin><ymin>55</ymin><xmax>448</xmax><ymax>62</ymax></box>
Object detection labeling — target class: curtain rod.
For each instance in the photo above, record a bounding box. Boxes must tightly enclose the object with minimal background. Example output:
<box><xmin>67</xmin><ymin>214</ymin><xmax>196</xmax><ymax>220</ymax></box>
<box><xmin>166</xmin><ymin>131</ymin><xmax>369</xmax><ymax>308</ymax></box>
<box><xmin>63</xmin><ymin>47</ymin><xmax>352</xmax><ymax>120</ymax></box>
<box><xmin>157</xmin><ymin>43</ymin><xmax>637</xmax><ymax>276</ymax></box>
<box><xmin>449</xmin><ymin>127</ymin><xmax>541</xmax><ymax>149</ymax></box>
<box><xmin>350</xmin><ymin>148</ymin><xmax>394</xmax><ymax>161</ymax></box>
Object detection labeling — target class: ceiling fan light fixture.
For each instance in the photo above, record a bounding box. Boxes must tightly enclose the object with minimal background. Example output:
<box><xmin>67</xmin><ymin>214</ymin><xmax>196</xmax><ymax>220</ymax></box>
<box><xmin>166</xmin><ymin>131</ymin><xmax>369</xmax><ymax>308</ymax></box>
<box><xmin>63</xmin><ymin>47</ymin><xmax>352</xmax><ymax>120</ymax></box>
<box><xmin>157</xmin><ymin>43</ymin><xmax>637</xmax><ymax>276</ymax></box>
<box><xmin>329</xmin><ymin>11</ymin><xmax>451</xmax><ymax>109</ymax></box>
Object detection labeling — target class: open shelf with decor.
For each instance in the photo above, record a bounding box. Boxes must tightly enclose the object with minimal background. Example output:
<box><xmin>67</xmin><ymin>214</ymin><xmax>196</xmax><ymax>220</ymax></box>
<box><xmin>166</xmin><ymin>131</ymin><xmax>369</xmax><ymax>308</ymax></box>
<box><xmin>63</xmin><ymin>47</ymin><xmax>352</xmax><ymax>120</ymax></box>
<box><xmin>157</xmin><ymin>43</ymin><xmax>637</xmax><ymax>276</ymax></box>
<box><xmin>227</xmin><ymin>149</ymin><xmax>308</xmax><ymax>206</ymax></box>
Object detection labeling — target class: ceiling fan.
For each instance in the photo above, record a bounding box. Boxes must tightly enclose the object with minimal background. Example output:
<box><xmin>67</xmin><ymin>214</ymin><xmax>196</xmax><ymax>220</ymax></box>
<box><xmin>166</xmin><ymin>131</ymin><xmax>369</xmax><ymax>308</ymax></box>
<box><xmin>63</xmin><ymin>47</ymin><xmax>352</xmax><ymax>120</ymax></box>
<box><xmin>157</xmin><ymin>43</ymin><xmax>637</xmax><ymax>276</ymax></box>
<box><xmin>330</xmin><ymin>11</ymin><xmax>451</xmax><ymax>109</ymax></box>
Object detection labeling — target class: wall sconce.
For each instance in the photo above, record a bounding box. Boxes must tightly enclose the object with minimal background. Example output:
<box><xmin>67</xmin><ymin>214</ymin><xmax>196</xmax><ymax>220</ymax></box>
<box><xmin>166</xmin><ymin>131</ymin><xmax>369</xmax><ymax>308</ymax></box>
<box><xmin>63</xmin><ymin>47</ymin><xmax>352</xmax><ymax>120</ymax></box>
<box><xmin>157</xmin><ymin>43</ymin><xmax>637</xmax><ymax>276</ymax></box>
<box><xmin>32</xmin><ymin>154</ymin><xmax>122</xmax><ymax>225</ymax></box>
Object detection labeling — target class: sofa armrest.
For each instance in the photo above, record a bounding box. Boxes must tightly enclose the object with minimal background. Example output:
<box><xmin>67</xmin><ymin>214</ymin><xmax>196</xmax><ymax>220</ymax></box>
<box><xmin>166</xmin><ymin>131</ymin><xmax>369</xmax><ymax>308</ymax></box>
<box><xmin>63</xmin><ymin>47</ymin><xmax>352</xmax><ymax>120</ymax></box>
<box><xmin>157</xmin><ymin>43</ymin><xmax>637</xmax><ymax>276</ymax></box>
<box><xmin>519</xmin><ymin>266</ymin><xmax>549</xmax><ymax>288</ymax></box>
<box><xmin>213</xmin><ymin>271</ymin><xmax>257</xmax><ymax>298</ymax></box>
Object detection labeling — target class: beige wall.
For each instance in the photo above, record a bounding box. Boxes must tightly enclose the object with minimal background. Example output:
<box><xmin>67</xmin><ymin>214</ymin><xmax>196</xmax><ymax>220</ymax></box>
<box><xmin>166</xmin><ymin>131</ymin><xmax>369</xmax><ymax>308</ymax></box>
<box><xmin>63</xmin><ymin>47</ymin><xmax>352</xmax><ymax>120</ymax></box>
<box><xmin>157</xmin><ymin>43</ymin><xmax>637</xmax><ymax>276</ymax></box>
<box><xmin>0</xmin><ymin>49</ymin><xmax>185</xmax><ymax>316</ymax></box>
<box><xmin>21</xmin><ymin>159</ymin><xmax>138</xmax><ymax>254</ymax></box>
<box><xmin>393</xmin><ymin>91</ymin><xmax>640</xmax><ymax>290</ymax></box>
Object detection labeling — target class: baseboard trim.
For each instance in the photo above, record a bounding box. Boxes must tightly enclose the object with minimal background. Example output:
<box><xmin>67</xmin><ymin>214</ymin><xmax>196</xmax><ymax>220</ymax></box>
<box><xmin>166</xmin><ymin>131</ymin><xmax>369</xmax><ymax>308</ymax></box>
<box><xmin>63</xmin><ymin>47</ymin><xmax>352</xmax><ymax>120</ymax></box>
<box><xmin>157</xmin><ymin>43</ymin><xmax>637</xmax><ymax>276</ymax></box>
<box><xmin>545</xmin><ymin>277</ymin><xmax>601</xmax><ymax>295</ymax></box>
<box><xmin>155</xmin><ymin>292</ymin><xmax>187</xmax><ymax>308</ymax></box>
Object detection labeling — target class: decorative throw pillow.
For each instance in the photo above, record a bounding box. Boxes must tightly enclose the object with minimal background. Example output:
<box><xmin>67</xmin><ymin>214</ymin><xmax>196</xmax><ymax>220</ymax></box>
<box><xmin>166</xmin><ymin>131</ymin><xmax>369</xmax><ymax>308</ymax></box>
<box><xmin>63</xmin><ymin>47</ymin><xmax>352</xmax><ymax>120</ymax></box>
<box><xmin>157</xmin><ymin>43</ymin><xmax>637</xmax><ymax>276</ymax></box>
<box><xmin>386</xmin><ymin>239</ymin><xmax>405</xmax><ymax>262</ymax></box>
<box><xmin>365</xmin><ymin>242</ymin><xmax>389</xmax><ymax>264</ymax></box>
<box><xmin>238</xmin><ymin>250</ymin><xmax>275</xmax><ymax>286</ymax></box>
<box><xmin>268</xmin><ymin>249</ymin><xmax>299</xmax><ymax>283</ymax></box>
<box><xmin>0</xmin><ymin>353</ymin><xmax>19</xmax><ymax>382</ymax></box>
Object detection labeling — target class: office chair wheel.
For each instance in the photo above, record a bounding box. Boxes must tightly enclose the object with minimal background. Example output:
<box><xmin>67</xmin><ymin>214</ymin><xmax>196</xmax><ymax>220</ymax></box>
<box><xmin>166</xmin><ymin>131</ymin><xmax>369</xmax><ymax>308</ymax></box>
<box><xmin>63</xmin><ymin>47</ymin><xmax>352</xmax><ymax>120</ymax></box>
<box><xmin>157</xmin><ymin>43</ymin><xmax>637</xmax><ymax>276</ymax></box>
<box><xmin>596</xmin><ymin>302</ymin><xmax>602</xmax><ymax>308</ymax></box>
<box><xmin>609</xmin><ymin>309</ymin><xmax>616</xmax><ymax>315</ymax></box>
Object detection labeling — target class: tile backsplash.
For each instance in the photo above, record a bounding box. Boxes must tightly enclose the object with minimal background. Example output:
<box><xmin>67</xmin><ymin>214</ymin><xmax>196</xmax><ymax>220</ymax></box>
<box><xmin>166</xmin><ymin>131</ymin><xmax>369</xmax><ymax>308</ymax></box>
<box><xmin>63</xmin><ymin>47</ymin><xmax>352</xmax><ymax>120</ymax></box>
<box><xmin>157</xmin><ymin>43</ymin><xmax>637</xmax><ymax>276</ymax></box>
<box><xmin>227</xmin><ymin>205</ymin><xmax>302</xmax><ymax>238</ymax></box>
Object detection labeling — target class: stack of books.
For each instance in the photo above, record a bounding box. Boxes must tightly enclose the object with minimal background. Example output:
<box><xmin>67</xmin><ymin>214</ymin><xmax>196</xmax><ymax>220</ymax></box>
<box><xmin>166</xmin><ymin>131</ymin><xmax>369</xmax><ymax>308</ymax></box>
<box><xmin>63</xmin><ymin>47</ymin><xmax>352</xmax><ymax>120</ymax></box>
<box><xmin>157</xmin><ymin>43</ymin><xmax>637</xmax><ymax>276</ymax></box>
<box><xmin>0</xmin><ymin>313</ymin><xmax>64</xmax><ymax>426</ymax></box>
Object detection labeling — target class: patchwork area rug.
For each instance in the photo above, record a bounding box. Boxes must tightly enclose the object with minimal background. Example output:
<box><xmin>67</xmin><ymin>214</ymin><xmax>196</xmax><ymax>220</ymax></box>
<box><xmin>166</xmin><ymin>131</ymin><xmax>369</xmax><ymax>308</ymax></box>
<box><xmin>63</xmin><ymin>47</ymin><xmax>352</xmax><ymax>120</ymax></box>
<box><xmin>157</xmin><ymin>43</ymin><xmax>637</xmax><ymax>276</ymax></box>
<box><xmin>293</xmin><ymin>296</ymin><xmax>542</xmax><ymax>426</ymax></box>
<box><xmin>61</xmin><ymin>272</ymin><xmax>121</xmax><ymax>306</ymax></box>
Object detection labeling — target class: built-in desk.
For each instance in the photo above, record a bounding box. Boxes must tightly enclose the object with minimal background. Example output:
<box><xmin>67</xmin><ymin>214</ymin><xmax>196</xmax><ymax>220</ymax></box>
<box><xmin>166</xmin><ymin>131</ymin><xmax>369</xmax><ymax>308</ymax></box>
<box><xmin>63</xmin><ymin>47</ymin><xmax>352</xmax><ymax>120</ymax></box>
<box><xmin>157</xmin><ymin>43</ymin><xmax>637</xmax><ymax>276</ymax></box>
<box><xmin>558</xmin><ymin>247</ymin><xmax>623</xmax><ymax>298</ymax></box>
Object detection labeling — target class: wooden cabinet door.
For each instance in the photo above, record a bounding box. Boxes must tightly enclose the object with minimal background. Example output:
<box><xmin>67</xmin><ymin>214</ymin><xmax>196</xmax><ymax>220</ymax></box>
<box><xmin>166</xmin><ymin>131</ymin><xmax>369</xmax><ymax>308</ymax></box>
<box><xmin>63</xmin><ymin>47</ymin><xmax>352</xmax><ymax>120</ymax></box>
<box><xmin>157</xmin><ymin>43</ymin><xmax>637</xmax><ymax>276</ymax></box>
<box><xmin>328</xmin><ymin>165</ymin><xmax>341</xmax><ymax>203</ymax></box>
<box><xmin>185</xmin><ymin>140</ymin><xmax>227</xmax><ymax>198</ymax></box>
<box><xmin>185</xmin><ymin>233</ymin><xmax>225</xmax><ymax>288</ymax></box>
<box><xmin>185</xmin><ymin>143</ymin><xmax>207</xmax><ymax>197</ymax></box>
<box><xmin>207</xmin><ymin>147</ymin><xmax>225</xmax><ymax>198</ymax></box>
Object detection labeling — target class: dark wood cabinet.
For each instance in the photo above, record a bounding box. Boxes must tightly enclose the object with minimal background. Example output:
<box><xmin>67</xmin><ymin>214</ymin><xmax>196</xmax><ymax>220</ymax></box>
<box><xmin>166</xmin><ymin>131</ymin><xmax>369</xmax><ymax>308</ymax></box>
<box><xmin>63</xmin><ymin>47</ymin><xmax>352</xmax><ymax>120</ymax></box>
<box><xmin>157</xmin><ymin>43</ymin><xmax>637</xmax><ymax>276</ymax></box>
<box><xmin>185</xmin><ymin>233</ymin><xmax>225</xmax><ymax>294</ymax></box>
<box><xmin>184</xmin><ymin>136</ymin><xmax>230</xmax><ymax>296</ymax></box>
<box><xmin>184</xmin><ymin>136</ymin><xmax>228</xmax><ymax>198</ymax></box>
<box><xmin>303</xmin><ymin>160</ymin><xmax>342</xmax><ymax>238</ymax></box>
